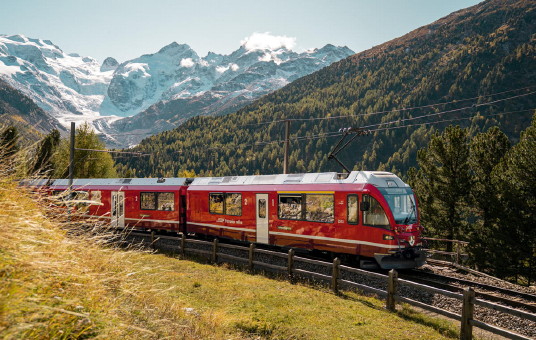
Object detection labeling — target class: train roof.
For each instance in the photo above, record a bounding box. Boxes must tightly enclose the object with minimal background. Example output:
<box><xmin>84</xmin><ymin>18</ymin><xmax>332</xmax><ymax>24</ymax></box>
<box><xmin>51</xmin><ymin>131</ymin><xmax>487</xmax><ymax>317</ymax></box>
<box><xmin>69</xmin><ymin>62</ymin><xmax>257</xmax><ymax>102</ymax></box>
<box><xmin>50</xmin><ymin>178</ymin><xmax>189</xmax><ymax>188</ymax></box>
<box><xmin>190</xmin><ymin>171</ymin><xmax>409</xmax><ymax>188</ymax></box>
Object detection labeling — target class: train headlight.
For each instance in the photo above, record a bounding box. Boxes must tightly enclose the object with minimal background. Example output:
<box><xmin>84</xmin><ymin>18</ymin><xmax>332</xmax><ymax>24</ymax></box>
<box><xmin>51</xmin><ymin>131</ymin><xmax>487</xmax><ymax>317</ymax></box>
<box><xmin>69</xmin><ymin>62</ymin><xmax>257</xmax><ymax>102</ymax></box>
<box><xmin>383</xmin><ymin>234</ymin><xmax>395</xmax><ymax>240</ymax></box>
<box><xmin>409</xmin><ymin>236</ymin><xmax>415</xmax><ymax>246</ymax></box>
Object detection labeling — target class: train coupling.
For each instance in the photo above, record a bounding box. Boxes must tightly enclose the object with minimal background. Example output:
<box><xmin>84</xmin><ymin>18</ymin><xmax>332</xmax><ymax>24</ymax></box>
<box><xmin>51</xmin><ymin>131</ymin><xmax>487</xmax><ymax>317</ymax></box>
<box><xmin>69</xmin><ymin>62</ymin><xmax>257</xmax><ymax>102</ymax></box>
<box><xmin>374</xmin><ymin>247</ymin><xmax>427</xmax><ymax>270</ymax></box>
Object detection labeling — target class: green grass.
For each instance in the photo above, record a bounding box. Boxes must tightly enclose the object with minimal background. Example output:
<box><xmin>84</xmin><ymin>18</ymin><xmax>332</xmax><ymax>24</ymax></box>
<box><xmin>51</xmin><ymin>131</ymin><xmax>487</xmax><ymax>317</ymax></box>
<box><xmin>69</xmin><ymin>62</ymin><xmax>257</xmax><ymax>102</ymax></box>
<box><xmin>0</xmin><ymin>174</ymin><xmax>460</xmax><ymax>339</ymax></box>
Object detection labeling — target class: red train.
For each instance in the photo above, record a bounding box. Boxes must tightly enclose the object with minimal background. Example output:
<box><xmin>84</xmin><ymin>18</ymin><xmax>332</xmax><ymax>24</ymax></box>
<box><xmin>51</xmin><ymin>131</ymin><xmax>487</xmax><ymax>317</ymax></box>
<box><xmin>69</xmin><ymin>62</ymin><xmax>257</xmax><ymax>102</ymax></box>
<box><xmin>35</xmin><ymin>171</ymin><xmax>426</xmax><ymax>269</ymax></box>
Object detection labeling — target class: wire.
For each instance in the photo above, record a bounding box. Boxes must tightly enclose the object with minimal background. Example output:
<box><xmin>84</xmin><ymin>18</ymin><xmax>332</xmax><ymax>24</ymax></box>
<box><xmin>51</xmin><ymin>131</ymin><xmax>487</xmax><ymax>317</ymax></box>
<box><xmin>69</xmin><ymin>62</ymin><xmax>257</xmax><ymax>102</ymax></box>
<box><xmin>360</xmin><ymin>90</ymin><xmax>536</xmax><ymax>130</ymax></box>
<box><xmin>187</xmin><ymin>107</ymin><xmax>535</xmax><ymax>151</ymax></box>
<box><xmin>74</xmin><ymin>148</ymin><xmax>148</xmax><ymax>156</ymax></box>
<box><xmin>236</xmin><ymin>85</ymin><xmax>536</xmax><ymax>126</ymax></box>
<box><xmin>97</xmin><ymin>85</ymin><xmax>536</xmax><ymax>135</ymax></box>
<box><xmin>173</xmin><ymin>92</ymin><xmax>536</xmax><ymax>153</ymax></box>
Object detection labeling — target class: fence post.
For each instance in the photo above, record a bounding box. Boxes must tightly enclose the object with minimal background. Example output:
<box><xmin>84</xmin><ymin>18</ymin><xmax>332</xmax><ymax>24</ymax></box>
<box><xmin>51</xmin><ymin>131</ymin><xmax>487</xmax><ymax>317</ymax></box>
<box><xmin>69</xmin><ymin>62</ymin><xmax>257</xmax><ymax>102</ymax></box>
<box><xmin>387</xmin><ymin>269</ymin><xmax>398</xmax><ymax>312</ymax></box>
<box><xmin>460</xmin><ymin>287</ymin><xmax>475</xmax><ymax>340</ymax></box>
<box><xmin>288</xmin><ymin>249</ymin><xmax>295</xmax><ymax>283</ymax></box>
<box><xmin>331</xmin><ymin>258</ymin><xmax>340</xmax><ymax>294</ymax></box>
<box><xmin>455</xmin><ymin>242</ymin><xmax>461</xmax><ymax>265</ymax></box>
<box><xmin>180</xmin><ymin>233</ymin><xmax>186</xmax><ymax>257</ymax></box>
<box><xmin>150</xmin><ymin>231</ymin><xmax>155</xmax><ymax>250</ymax></box>
<box><xmin>248</xmin><ymin>243</ymin><xmax>255</xmax><ymax>271</ymax></box>
<box><xmin>212</xmin><ymin>238</ymin><xmax>219</xmax><ymax>263</ymax></box>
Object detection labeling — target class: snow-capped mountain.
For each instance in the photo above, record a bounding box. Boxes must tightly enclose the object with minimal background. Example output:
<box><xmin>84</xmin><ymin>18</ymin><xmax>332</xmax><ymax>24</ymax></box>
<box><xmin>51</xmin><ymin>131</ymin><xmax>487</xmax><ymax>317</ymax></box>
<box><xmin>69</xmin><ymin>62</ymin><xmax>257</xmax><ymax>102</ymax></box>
<box><xmin>0</xmin><ymin>34</ymin><xmax>354</xmax><ymax>147</ymax></box>
<box><xmin>0</xmin><ymin>34</ymin><xmax>114</xmax><ymax>128</ymax></box>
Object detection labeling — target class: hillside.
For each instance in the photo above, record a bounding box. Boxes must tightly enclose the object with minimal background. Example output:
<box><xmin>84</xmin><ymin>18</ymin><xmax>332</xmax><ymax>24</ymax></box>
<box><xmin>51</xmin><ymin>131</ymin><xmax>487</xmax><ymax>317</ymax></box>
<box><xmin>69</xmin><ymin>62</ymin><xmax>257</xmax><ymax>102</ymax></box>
<box><xmin>0</xmin><ymin>175</ymin><xmax>456</xmax><ymax>339</ymax></box>
<box><xmin>0</xmin><ymin>78</ymin><xmax>65</xmax><ymax>142</ymax></box>
<box><xmin>116</xmin><ymin>0</ymin><xmax>535</xmax><ymax>178</ymax></box>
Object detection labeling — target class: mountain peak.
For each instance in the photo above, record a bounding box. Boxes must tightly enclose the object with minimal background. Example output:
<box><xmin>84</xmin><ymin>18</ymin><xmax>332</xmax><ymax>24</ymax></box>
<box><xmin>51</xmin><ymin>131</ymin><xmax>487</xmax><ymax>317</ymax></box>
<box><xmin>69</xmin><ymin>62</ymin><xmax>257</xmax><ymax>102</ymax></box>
<box><xmin>158</xmin><ymin>42</ymin><xmax>193</xmax><ymax>55</ymax></box>
<box><xmin>100</xmin><ymin>57</ymin><xmax>119</xmax><ymax>72</ymax></box>
<box><xmin>5</xmin><ymin>34</ymin><xmax>28</xmax><ymax>43</ymax></box>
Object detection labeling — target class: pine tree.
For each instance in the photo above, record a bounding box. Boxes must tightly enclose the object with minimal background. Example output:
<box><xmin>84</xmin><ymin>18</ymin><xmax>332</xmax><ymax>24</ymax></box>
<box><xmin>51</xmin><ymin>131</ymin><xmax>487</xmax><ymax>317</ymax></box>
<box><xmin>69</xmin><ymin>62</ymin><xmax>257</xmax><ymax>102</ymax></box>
<box><xmin>32</xmin><ymin>129</ymin><xmax>60</xmax><ymax>175</ymax></box>
<box><xmin>411</xmin><ymin>125</ymin><xmax>471</xmax><ymax>250</ymax></box>
<box><xmin>468</xmin><ymin>126</ymin><xmax>510</xmax><ymax>273</ymax></box>
<box><xmin>492</xmin><ymin>114</ymin><xmax>536</xmax><ymax>284</ymax></box>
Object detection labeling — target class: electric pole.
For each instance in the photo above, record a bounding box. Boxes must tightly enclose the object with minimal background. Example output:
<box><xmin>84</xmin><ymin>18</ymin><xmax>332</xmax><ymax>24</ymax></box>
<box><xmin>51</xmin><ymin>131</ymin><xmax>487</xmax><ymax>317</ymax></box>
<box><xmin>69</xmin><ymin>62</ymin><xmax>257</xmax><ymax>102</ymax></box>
<box><xmin>68</xmin><ymin>122</ymin><xmax>75</xmax><ymax>190</ymax></box>
<box><xmin>283</xmin><ymin>119</ymin><xmax>290</xmax><ymax>174</ymax></box>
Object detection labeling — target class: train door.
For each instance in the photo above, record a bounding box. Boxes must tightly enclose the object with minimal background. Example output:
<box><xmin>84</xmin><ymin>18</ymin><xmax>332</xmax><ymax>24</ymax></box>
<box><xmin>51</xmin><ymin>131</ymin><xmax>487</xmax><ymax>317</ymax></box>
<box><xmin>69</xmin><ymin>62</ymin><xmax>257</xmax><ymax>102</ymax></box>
<box><xmin>111</xmin><ymin>191</ymin><xmax>125</xmax><ymax>229</ymax></box>
<box><xmin>256</xmin><ymin>194</ymin><xmax>269</xmax><ymax>244</ymax></box>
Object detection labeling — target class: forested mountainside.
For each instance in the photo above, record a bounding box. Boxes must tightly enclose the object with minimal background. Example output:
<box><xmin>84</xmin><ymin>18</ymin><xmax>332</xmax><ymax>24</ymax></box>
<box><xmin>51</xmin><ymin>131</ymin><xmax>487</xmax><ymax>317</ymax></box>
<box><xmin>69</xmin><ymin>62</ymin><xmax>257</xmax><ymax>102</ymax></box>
<box><xmin>116</xmin><ymin>0</ymin><xmax>535</xmax><ymax>178</ymax></box>
<box><xmin>0</xmin><ymin>79</ymin><xmax>65</xmax><ymax>142</ymax></box>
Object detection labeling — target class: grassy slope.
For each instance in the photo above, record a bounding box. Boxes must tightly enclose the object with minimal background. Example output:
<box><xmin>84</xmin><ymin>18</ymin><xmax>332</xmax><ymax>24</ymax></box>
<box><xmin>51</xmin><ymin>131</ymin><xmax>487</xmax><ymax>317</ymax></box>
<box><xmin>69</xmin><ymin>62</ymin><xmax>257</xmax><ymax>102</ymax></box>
<box><xmin>0</xmin><ymin>177</ymin><xmax>458</xmax><ymax>339</ymax></box>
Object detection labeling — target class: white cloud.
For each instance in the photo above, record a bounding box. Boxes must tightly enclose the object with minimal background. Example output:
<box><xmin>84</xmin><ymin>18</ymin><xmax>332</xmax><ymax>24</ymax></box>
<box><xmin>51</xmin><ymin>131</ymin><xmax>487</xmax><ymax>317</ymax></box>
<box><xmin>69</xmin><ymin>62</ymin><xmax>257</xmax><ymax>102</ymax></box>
<box><xmin>241</xmin><ymin>32</ymin><xmax>296</xmax><ymax>51</ymax></box>
<box><xmin>216</xmin><ymin>63</ymin><xmax>239</xmax><ymax>73</ymax></box>
<box><xmin>180</xmin><ymin>58</ymin><xmax>195</xmax><ymax>68</ymax></box>
<box><xmin>216</xmin><ymin>65</ymin><xmax>228</xmax><ymax>73</ymax></box>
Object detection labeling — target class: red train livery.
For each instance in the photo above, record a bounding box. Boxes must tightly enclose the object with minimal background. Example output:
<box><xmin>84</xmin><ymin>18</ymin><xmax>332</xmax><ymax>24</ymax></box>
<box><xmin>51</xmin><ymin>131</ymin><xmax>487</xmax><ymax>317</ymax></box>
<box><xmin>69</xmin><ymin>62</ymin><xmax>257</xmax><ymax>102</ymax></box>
<box><xmin>38</xmin><ymin>171</ymin><xmax>426</xmax><ymax>269</ymax></box>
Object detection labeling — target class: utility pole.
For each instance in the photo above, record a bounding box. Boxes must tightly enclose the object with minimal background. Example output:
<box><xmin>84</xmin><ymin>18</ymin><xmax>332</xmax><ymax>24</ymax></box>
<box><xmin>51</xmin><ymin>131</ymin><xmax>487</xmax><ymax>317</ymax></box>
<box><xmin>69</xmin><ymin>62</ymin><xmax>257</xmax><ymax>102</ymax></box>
<box><xmin>68</xmin><ymin>122</ymin><xmax>75</xmax><ymax>191</ymax></box>
<box><xmin>283</xmin><ymin>119</ymin><xmax>290</xmax><ymax>174</ymax></box>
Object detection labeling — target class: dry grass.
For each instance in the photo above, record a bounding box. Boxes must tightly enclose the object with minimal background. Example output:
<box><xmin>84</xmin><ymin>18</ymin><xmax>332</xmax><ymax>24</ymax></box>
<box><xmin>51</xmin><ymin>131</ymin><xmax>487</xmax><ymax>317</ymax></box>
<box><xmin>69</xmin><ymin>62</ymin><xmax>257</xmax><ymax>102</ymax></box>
<box><xmin>0</xmin><ymin>174</ymin><xmax>227</xmax><ymax>339</ymax></box>
<box><xmin>0</xmin><ymin>160</ymin><xmax>460</xmax><ymax>339</ymax></box>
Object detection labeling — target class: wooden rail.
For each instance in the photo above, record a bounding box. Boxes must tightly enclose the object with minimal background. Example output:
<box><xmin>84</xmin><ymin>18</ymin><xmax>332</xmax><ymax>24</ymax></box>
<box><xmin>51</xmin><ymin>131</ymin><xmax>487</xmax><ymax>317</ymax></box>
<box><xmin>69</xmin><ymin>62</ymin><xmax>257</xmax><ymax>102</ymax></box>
<box><xmin>130</xmin><ymin>232</ymin><xmax>535</xmax><ymax>340</ymax></box>
<box><xmin>423</xmin><ymin>237</ymin><xmax>469</xmax><ymax>265</ymax></box>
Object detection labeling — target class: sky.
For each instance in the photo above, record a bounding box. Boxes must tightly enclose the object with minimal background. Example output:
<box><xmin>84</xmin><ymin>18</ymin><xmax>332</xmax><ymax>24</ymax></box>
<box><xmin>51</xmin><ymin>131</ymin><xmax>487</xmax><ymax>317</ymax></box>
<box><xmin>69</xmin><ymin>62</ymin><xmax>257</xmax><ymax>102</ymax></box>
<box><xmin>0</xmin><ymin>0</ymin><xmax>482</xmax><ymax>63</ymax></box>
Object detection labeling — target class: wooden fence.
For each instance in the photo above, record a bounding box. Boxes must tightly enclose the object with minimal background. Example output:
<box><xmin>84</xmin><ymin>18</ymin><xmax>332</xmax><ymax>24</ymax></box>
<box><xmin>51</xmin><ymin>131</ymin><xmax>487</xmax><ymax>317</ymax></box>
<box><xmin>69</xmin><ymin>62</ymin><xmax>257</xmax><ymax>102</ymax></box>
<box><xmin>422</xmin><ymin>237</ymin><xmax>469</xmax><ymax>265</ymax></box>
<box><xmin>141</xmin><ymin>231</ymin><xmax>534</xmax><ymax>340</ymax></box>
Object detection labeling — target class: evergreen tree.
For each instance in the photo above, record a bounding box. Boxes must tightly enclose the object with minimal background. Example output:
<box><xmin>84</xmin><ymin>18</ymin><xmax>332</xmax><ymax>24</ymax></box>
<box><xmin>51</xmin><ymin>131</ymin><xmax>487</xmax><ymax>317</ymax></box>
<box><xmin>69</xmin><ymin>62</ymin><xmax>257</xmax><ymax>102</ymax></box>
<box><xmin>52</xmin><ymin>123</ymin><xmax>117</xmax><ymax>178</ymax></box>
<box><xmin>0</xmin><ymin>125</ymin><xmax>19</xmax><ymax>159</ymax></box>
<box><xmin>468</xmin><ymin>126</ymin><xmax>510</xmax><ymax>273</ymax></box>
<box><xmin>410</xmin><ymin>126</ymin><xmax>471</xmax><ymax>250</ymax></box>
<box><xmin>32</xmin><ymin>129</ymin><xmax>60</xmax><ymax>175</ymax></box>
<box><xmin>492</xmin><ymin>115</ymin><xmax>536</xmax><ymax>284</ymax></box>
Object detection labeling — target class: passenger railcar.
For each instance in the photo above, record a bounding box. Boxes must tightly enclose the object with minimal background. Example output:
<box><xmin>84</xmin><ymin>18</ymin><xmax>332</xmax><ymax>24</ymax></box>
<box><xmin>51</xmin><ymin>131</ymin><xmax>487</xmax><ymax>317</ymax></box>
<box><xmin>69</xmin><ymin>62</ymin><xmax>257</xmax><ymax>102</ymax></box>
<box><xmin>49</xmin><ymin>178</ymin><xmax>190</xmax><ymax>231</ymax></box>
<box><xmin>38</xmin><ymin>171</ymin><xmax>426</xmax><ymax>269</ymax></box>
<box><xmin>187</xmin><ymin>171</ymin><xmax>425</xmax><ymax>269</ymax></box>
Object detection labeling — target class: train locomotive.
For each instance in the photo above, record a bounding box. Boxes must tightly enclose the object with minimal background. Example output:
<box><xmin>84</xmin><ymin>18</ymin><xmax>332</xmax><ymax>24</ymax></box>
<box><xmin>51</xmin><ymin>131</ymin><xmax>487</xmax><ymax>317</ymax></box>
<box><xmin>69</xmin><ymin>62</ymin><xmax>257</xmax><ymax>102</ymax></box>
<box><xmin>39</xmin><ymin>171</ymin><xmax>427</xmax><ymax>270</ymax></box>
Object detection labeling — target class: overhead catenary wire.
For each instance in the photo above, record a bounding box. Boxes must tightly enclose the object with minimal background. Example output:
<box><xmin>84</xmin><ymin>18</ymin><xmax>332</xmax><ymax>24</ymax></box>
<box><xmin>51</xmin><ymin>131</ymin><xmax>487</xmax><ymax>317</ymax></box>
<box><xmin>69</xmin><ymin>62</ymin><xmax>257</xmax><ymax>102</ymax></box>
<box><xmin>72</xmin><ymin>87</ymin><xmax>535</xmax><ymax>159</ymax></box>
<box><xmin>193</xmin><ymin>107</ymin><xmax>535</xmax><ymax>151</ymax></box>
<box><xmin>197</xmin><ymin>90</ymin><xmax>536</xmax><ymax>150</ymax></box>
<box><xmin>97</xmin><ymin>84</ymin><xmax>536</xmax><ymax>136</ymax></box>
<box><xmin>237</xmin><ymin>85</ymin><xmax>536</xmax><ymax>127</ymax></box>
<box><xmin>74</xmin><ymin>148</ymin><xmax>149</xmax><ymax>157</ymax></box>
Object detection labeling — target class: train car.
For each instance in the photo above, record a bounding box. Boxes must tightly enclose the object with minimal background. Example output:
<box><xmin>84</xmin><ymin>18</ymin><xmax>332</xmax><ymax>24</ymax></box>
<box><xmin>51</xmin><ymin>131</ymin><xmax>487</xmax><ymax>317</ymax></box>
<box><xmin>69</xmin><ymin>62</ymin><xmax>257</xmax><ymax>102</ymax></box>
<box><xmin>49</xmin><ymin>178</ymin><xmax>190</xmax><ymax>232</ymax></box>
<box><xmin>187</xmin><ymin>171</ymin><xmax>426</xmax><ymax>269</ymax></box>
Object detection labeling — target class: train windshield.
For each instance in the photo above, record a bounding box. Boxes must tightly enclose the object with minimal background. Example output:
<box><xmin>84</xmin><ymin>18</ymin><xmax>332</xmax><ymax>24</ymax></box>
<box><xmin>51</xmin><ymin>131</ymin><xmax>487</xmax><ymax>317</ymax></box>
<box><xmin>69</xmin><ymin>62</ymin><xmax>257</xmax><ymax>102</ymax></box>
<box><xmin>379</xmin><ymin>187</ymin><xmax>417</xmax><ymax>224</ymax></box>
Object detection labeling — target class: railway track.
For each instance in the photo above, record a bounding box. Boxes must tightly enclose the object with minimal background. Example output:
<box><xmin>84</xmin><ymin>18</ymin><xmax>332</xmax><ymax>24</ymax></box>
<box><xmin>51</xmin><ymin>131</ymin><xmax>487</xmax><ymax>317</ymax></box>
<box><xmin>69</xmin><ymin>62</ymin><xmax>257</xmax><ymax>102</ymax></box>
<box><xmin>399</xmin><ymin>269</ymin><xmax>536</xmax><ymax>314</ymax></box>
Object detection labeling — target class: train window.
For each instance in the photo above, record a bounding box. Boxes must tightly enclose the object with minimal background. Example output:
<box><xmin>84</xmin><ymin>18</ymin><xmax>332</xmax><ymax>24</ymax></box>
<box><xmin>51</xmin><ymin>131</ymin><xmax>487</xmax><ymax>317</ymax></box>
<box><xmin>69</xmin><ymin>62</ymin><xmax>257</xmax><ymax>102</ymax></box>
<box><xmin>141</xmin><ymin>192</ymin><xmax>175</xmax><ymax>211</ymax></box>
<box><xmin>258</xmin><ymin>199</ymin><xmax>266</xmax><ymax>218</ymax></box>
<box><xmin>347</xmin><ymin>194</ymin><xmax>358</xmax><ymax>224</ymax></box>
<box><xmin>278</xmin><ymin>194</ymin><xmax>303</xmax><ymax>220</ymax></box>
<box><xmin>157</xmin><ymin>192</ymin><xmax>175</xmax><ymax>211</ymax></box>
<box><xmin>225</xmin><ymin>193</ymin><xmax>242</xmax><ymax>216</ymax></box>
<box><xmin>73</xmin><ymin>191</ymin><xmax>90</xmax><ymax>212</ymax></box>
<box><xmin>209</xmin><ymin>193</ymin><xmax>224</xmax><ymax>214</ymax></box>
<box><xmin>141</xmin><ymin>192</ymin><xmax>157</xmax><ymax>210</ymax></box>
<box><xmin>91</xmin><ymin>190</ymin><xmax>102</xmax><ymax>204</ymax></box>
<box><xmin>362</xmin><ymin>195</ymin><xmax>389</xmax><ymax>228</ymax></box>
<box><xmin>305</xmin><ymin>194</ymin><xmax>334</xmax><ymax>223</ymax></box>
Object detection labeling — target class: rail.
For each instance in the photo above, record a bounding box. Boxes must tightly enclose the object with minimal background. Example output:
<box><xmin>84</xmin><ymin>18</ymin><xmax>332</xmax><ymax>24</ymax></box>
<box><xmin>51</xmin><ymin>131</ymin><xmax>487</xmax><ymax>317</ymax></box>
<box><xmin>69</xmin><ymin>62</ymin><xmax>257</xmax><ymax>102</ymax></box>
<box><xmin>423</xmin><ymin>237</ymin><xmax>469</xmax><ymax>265</ymax></box>
<box><xmin>129</xmin><ymin>232</ymin><xmax>534</xmax><ymax>340</ymax></box>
